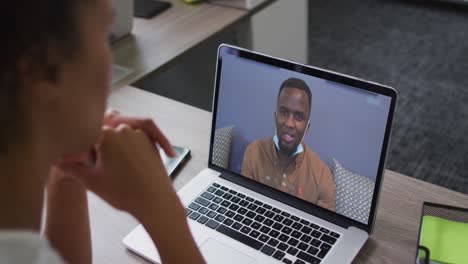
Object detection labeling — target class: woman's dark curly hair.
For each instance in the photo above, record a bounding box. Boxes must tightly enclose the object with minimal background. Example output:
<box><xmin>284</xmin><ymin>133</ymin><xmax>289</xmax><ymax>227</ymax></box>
<box><xmin>0</xmin><ymin>0</ymin><xmax>89</xmax><ymax>152</ymax></box>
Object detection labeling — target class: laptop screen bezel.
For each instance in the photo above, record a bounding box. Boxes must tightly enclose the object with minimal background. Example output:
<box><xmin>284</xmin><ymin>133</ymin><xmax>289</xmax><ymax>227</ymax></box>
<box><xmin>208</xmin><ymin>44</ymin><xmax>398</xmax><ymax>234</ymax></box>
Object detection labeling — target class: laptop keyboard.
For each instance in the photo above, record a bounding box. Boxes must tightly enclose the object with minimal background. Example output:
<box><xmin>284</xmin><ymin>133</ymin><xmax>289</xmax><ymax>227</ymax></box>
<box><xmin>185</xmin><ymin>183</ymin><xmax>341</xmax><ymax>264</ymax></box>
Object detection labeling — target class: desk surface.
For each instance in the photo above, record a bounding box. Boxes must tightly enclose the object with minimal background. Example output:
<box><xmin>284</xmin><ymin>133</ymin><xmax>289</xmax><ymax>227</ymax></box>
<box><xmin>92</xmin><ymin>86</ymin><xmax>468</xmax><ymax>264</ymax></box>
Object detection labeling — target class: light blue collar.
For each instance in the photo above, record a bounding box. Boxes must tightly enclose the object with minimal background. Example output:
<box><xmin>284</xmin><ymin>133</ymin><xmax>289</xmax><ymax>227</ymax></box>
<box><xmin>273</xmin><ymin>134</ymin><xmax>303</xmax><ymax>156</ymax></box>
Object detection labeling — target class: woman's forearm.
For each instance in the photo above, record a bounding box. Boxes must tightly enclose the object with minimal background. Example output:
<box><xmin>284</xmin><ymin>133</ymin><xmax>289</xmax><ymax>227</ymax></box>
<box><xmin>45</xmin><ymin>170</ymin><xmax>92</xmax><ymax>264</ymax></box>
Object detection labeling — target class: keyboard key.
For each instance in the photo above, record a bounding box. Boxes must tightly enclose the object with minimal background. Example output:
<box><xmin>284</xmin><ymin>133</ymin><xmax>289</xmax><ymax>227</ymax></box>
<box><xmin>287</xmin><ymin>238</ymin><xmax>299</xmax><ymax>247</ymax></box>
<box><xmin>301</xmin><ymin>226</ymin><xmax>312</xmax><ymax>234</ymax></box>
<box><xmin>311</xmin><ymin>230</ymin><xmax>322</xmax><ymax>238</ymax></box>
<box><xmin>282</xmin><ymin>227</ymin><xmax>292</xmax><ymax>235</ymax></box>
<box><xmin>287</xmin><ymin>247</ymin><xmax>298</xmax><ymax>256</ymax></box>
<box><xmin>216</xmin><ymin>207</ymin><xmax>227</xmax><ymax>214</ymax></box>
<box><xmin>272</xmin><ymin>208</ymin><xmax>281</xmax><ymax>213</ymax></box>
<box><xmin>246</xmin><ymin>211</ymin><xmax>256</xmax><ymax>219</ymax></box>
<box><xmin>221</xmin><ymin>200</ymin><xmax>231</xmax><ymax>207</ymax></box>
<box><xmin>239</xmin><ymin>200</ymin><xmax>249</xmax><ymax>207</ymax></box>
<box><xmin>273</xmin><ymin>250</ymin><xmax>286</xmax><ymax>260</ymax></box>
<box><xmin>330</xmin><ymin>232</ymin><xmax>340</xmax><ymax>239</ymax></box>
<box><xmin>260</xmin><ymin>226</ymin><xmax>271</xmax><ymax>234</ymax></box>
<box><xmin>291</xmin><ymin>230</ymin><xmax>302</xmax><ymax>239</ymax></box>
<box><xmin>283</xmin><ymin>258</ymin><xmax>293</xmax><ymax>264</ymax></box>
<box><xmin>311</xmin><ymin>238</ymin><xmax>321</xmax><ymax>247</ymax></box>
<box><xmin>251</xmin><ymin>222</ymin><xmax>261</xmax><ymax>230</ymax></box>
<box><xmin>240</xmin><ymin>226</ymin><xmax>252</xmax><ymax>234</ymax></box>
<box><xmin>223</xmin><ymin>218</ymin><xmax>234</xmax><ymax>226</ymax></box>
<box><xmin>260</xmin><ymin>245</ymin><xmax>275</xmax><ymax>256</ymax></box>
<box><xmin>220</xmin><ymin>186</ymin><xmax>229</xmax><ymax>191</ymax></box>
<box><xmin>216</xmin><ymin>225</ymin><xmax>263</xmax><ymax>250</ymax></box>
<box><xmin>264</xmin><ymin>211</ymin><xmax>275</xmax><ymax>218</ymax></box>
<box><xmin>213</xmin><ymin>197</ymin><xmax>223</xmax><ymax>204</ymax></box>
<box><xmin>195</xmin><ymin>197</ymin><xmax>210</xmax><ymax>206</ymax></box>
<box><xmin>207</xmin><ymin>210</ymin><xmax>217</xmax><ymax>218</ymax></box>
<box><xmin>307</xmin><ymin>246</ymin><xmax>319</xmax><ymax>256</ymax></box>
<box><xmin>317</xmin><ymin>243</ymin><xmax>331</xmax><ymax>258</ymax></box>
<box><xmin>267</xmin><ymin>238</ymin><xmax>279</xmax><ymax>247</ymax></box>
<box><xmin>229</xmin><ymin>189</ymin><xmax>237</xmax><ymax>195</ymax></box>
<box><xmin>186</xmin><ymin>208</ymin><xmax>192</xmax><ymax>216</ymax></box>
<box><xmin>291</xmin><ymin>215</ymin><xmax>300</xmax><ymax>221</ymax></box>
<box><xmin>189</xmin><ymin>212</ymin><xmax>200</xmax><ymax>220</ymax></box>
<box><xmin>278</xmin><ymin>234</ymin><xmax>289</xmax><ymax>242</ymax></box>
<box><xmin>232</xmin><ymin>222</ymin><xmax>242</xmax><ymax>230</ymax></box>
<box><xmin>298</xmin><ymin>242</ymin><xmax>309</xmax><ymax>251</ymax></box>
<box><xmin>246</xmin><ymin>197</ymin><xmax>254</xmax><ymax>202</ymax></box>
<box><xmin>228</xmin><ymin>204</ymin><xmax>239</xmax><ymax>211</ymax></box>
<box><xmin>300</xmin><ymin>234</ymin><xmax>312</xmax><ymax>243</ymax></box>
<box><xmin>259</xmin><ymin>234</ymin><xmax>269</xmax><ymax>242</ymax></box>
<box><xmin>319</xmin><ymin>227</ymin><xmax>330</xmax><ymax>234</ymax></box>
<box><xmin>263</xmin><ymin>204</ymin><xmax>272</xmax><ymax>209</ymax></box>
<box><xmin>206</xmin><ymin>219</ymin><xmax>219</xmax><ymax>229</ymax></box>
<box><xmin>207</xmin><ymin>186</ymin><xmax>216</xmax><ymax>193</ymax></box>
<box><xmin>283</xmin><ymin>219</ymin><xmax>293</xmax><ymax>226</ymax></box>
<box><xmin>274</xmin><ymin>215</ymin><xmax>285</xmax><ymax>222</ymax></box>
<box><xmin>197</xmin><ymin>216</ymin><xmax>209</xmax><ymax>224</ymax></box>
<box><xmin>214</xmin><ymin>190</ymin><xmax>225</xmax><ymax>196</ymax></box>
<box><xmin>281</xmin><ymin>211</ymin><xmax>291</xmax><ymax>217</ymax></box>
<box><xmin>292</xmin><ymin>222</ymin><xmax>303</xmax><ymax>230</ymax></box>
<box><xmin>238</xmin><ymin>208</ymin><xmax>248</xmax><ymax>215</ymax></box>
<box><xmin>234</xmin><ymin>214</ymin><xmax>244</xmax><ymax>222</ymax></box>
<box><xmin>272</xmin><ymin>223</ymin><xmax>284</xmax><ymax>230</ymax></box>
<box><xmin>222</xmin><ymin>193</ymin><xmax>233</xmax><ymax>200</ymax></box>
<box><xmin>237</xmin><ymin>193</ymin><xmax>246</xmax><ymax>198</ymax></box>
<box><xmin>249</xmin><ymin>230</ymin><xmax>260</xmax><ymax>238</ymax></box>
<box><xmin>310</xmin><ymin>223</ymin><xmax>320</xmax><ymax>229</ymax></box>
<box><xmin>242</xmin><ymin>218</ymin><xmax>253</xmax><ymax>226</ymax></box>
<box><xmin>269</xmin><ymin>230</ymin><xmax>280</xmax><ymax>238</ymax></box>
<box><xmin>277</xmin><ymin>242</ymin><xmax>289</xmax><ymax>251</ymax></box>
<box><xmin>188</xmin><ymin>203</ymin><xmax>200</xmax><ymax>211</ymax></box>
<box><xmin>300</xmin><ymin>219</ymin><xmax>310</xmax><ymax>226</ymax></box>
<box><xmin>320</xmin><ymin>234</ymin><xmax>337</xmax><ymax>245</ymax></box>
<box><xmin>297</xmin><ymin>251</ymin><xmax>321</xmax><ymax>264</ymax></box>
<box><xmin>255</xmin><ymin>207</ymin><xmax>266</xmax><ymax>215</ymax></box>
<box><xmin>264</xmin><ymin>219</ymin><xmax>274</xmax><ymax>226</ymax></box>
<box><xmin>254</xmin><ymin>200</ymin><xmax>263</xmax><ymax>206</ymax></box>
<box><xmin>230</xmin><ymin>197</ymin><xmax>241</xmax><ymax>204</ymax></box>
<box><xmin>198</xmin><ymin>207</ymin><xmax>209</xmax><ymax>215</ymax></box>
<box><xmin>225</xmin><ymin>210</ymin><xmax>236</xmax><ymax>218</ymax></box>
<box><xmin>208</xmin><ymin>203</ymin><xmax>219</xmax><ymax>210</ymax></box>
<box><xmin>214</xmin><ymin>214</ymin><xmax>225</xmax><ymax>222</ymax></box>
<box><xmin>201</xmin><ymin>192</ymin><xmax>214</xmax><ymax>200</ymax></box>
<box><xmin>294</xmin><ymin>260</ymin><xmax>306</xmax><ymax>264</ymax></box>
<box><xmin>247</xmin><ymin>204</ymin><xmax>258</xmax><ymax>211</ymax></box>
<box><xmin>254</xmin><ymin>215</ymin><xmax>265</xmax><ymax>223</ymax></box>
<box><xmin>212</xmin><ymin>183</ymin><xmax>220</xmax><ymax>188</ymax></box>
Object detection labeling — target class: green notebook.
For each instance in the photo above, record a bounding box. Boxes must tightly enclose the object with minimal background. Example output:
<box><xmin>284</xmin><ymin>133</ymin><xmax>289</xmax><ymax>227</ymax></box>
<box><xmin>419</xmin><ymin>215</ymin><xmax>468</xmax><ymax>264</ymax></box>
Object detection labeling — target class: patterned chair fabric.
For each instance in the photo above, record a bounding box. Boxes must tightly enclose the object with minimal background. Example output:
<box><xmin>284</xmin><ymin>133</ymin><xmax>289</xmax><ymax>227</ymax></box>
<box><xmin>212</xmin><ymin>126</ymin><xmax>234</xmax><ymax>169</ymax></box>
<box><xmin>332</xmin><ymin>158</ymin><xmax>375</xmax><ymax>224</ymax></box>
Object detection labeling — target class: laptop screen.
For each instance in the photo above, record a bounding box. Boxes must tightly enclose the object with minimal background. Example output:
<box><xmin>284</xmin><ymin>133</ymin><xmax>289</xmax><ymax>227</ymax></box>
<box><xmin>211</xmin><ymin>45</ymin><xmax>396</xmax><ymax>226</ymax></box>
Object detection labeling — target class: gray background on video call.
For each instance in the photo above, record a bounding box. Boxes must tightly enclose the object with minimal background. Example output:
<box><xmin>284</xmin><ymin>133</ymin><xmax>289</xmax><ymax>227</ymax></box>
<box><xmin>215</xmin><ymin>54</ymin><xmax>392</xmax><ymax>181</ymax></box>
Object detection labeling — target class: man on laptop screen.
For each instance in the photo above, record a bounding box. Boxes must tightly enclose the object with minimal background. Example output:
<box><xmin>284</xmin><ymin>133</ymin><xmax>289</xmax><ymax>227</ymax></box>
<box><xmin>241</xmin><ymin>78</ymin><xmax>336</xmax><ymax>211</ymax></box>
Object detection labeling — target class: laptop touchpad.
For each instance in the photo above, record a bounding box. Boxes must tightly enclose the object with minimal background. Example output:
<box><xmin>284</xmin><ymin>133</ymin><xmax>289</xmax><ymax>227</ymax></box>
<box><xmin>200</xmin><ymin>238</ymin><xmax>257</xmax><ymax>264</ymax></box>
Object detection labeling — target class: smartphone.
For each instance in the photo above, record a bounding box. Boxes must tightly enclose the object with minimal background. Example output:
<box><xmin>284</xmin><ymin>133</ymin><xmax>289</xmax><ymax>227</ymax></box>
<box><xmin>159</xmin><ymin>145</ymin><xmax>191</xmax><ymax>176</ymax></box>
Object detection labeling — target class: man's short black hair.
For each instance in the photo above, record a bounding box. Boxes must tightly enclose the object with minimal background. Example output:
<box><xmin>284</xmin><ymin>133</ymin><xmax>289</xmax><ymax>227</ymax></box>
<box><xmin>0</xmin><ymin>0</ymin><xmax>88</xmax><ymax>152</ymax></box>
<box><xmin>277</xmin><ymin>77</ymin><xmax>312</xmax><ymax>115</ymax></box>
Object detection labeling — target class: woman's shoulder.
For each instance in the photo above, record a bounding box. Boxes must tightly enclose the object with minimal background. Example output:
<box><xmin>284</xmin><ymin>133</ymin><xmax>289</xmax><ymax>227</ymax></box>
<box><xmin>0</xmin><ymin>230</ymin><xmax>64</xmax><ymax>264</ymax></box>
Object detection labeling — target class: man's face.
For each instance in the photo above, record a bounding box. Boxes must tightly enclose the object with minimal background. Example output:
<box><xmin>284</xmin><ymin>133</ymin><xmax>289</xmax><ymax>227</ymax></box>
<box><xmin>275</xmin><ymin>87</ymin><xmax>310</xmax><ymax>155</ymax></box>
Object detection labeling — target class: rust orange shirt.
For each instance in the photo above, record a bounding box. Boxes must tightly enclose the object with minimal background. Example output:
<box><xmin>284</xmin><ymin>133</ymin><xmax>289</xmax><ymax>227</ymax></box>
<box><xmin>241</xmin><ymin>137</ymin><xmax>336</xmax><ymax>211</ymax></box>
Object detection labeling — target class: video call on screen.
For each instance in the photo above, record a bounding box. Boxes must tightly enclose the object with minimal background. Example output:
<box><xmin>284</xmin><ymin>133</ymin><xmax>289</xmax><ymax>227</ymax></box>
<box><xmin>212</xmin><ymin>52</ymin><xmax>392</xmax><ymax>225</ymax></box>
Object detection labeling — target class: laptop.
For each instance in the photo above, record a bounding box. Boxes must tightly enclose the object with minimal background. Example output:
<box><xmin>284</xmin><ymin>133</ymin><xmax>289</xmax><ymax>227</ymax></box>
<box><xmin>123</xmin><ymin>44</ymin><xmax>398</xmax><ymax>264</ymax></box>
